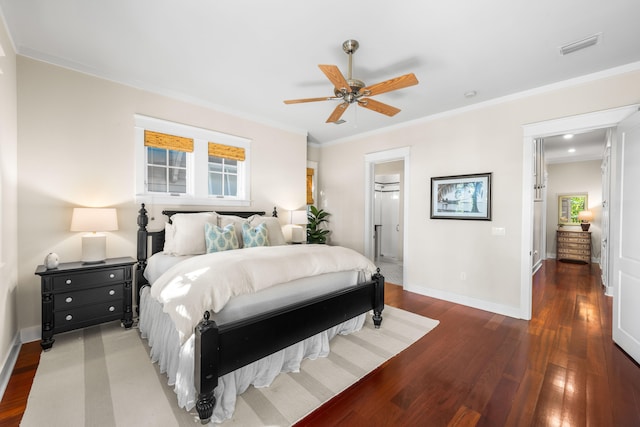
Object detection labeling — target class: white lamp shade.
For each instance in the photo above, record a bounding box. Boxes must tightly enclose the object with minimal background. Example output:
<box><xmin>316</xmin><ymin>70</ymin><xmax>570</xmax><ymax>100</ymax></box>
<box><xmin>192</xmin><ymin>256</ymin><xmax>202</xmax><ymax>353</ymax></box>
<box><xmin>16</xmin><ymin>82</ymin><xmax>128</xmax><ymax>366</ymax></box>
<box><xmin>71</xmin><ymin>208</ymin><xmax>118</xmax><ymax>263</ymax></box>
<box><xmin>291</xmin><ymin>210</ymin><xmax>308</xmax><ymax>225</ymax></box>
<box><xmin>71</xmin><ymin>208</ymin><xmax>118</xmax><ymax>232</ymax></box>
<box><xmin>578</xmin><ymin>210</ymin><xmax>594</xmax><ymax>222</ymax></box>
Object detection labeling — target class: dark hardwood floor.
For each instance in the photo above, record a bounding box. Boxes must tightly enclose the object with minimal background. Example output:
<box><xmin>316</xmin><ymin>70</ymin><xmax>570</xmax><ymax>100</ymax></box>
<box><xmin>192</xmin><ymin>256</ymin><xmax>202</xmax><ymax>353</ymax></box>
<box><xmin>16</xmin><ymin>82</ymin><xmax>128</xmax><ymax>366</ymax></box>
<box><xmin>297</xmin><ymin>260</ymin><xmax>640</xmax><ymax>426</ymax></box>
<box><xmin>2</xmin><ymin>260</ymin><xmax>639</xmax><ymax>426</ymax></box>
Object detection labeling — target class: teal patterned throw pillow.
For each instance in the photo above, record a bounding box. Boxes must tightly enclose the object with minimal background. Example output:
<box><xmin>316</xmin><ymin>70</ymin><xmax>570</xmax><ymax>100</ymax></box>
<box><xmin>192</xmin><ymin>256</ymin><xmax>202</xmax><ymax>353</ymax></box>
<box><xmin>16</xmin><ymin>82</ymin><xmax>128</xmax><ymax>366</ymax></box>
<box><xmin>242</xmin><ymin>222</ymin><xmax>269</xmax><ymax>248</ymax></box>
<box><xmin>205</xmin><ymin>223</ymin><xmax>239</xmax><ymax>253</ymax></box>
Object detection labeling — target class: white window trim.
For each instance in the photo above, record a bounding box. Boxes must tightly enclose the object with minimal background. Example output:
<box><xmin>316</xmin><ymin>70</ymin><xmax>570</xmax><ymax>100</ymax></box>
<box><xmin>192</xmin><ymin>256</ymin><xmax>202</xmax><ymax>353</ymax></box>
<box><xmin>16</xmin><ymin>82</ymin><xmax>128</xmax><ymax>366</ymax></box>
<box><xmin>135</xmin><ymin>114</ymin><xmax>251</xmax><ymax>207</ymax></box>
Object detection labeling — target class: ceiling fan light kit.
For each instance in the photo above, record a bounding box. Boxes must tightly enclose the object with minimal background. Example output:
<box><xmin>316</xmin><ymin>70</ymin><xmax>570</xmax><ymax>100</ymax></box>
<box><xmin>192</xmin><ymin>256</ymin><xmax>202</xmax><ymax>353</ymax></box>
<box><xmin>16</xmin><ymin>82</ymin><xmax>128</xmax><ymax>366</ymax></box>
<box><xmin>284</xmin><ymin>39</ymin><xmax>419</xmax><ymax>123</ymax></box>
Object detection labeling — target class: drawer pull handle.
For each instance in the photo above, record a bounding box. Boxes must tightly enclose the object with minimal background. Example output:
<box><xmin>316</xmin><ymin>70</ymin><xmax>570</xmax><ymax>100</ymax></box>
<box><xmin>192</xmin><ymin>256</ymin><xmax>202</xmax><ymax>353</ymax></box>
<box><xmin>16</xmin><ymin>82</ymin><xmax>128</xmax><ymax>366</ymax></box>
<box><xmin>109</xmin><ymin>273</ymin><xmax>115</xmax><ymax>279</ymax></box>
<box><xmin>66</xmin><ymin>279</ymin><xmax>72</xmax><ymax>285</ymax></box>
<box><xmin>65</xmin><ymin>297</ymin><xmax>73</xmax><ymax>303</ymax></box>
<box><xmin>109</xmin><ymin>289</ymin><xmax>115</xmax><ymax>296</ymax></box>
<box><xmin>65</xmin><ymin>314</ymin><xmax>73</xmax><ymax>321</ymax></box>
<box><xmin>109</xmin><ymin>306</ymin><xmax>115</xmax><ymax>312</ymax></box>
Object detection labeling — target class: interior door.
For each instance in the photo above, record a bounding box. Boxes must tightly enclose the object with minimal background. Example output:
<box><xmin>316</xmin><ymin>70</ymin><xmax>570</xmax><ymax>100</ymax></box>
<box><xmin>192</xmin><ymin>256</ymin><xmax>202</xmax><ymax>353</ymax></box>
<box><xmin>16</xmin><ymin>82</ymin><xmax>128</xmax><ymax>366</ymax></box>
<box><xmin>611</xmin><ymin>110</ymin><xmax>640</xmax><ymax>364</ymax></box>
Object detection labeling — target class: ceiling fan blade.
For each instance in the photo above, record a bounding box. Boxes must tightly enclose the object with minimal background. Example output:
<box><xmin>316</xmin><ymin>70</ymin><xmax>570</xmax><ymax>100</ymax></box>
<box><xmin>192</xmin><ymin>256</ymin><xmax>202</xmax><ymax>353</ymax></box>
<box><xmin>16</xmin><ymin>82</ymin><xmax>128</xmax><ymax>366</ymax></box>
<box><xmin>318</xmin><ymin>64</ymin><xmax>352</xmax><ymax>93</ymax></box>
<box><xmin>362</xmin><ymin>73</ymin><xmax>419</xmax><ymax>96</ymax></box>
<box><xmin>326</xmin><ymin>102</ymin><xmax>349</xmax><ymax>123</ymax></box>
<box><xmin>284</xmin><ymin>97</ymin><xmax>338</xmax><ymax>104</ymax></box>
<box><xmin>358</xmin><ymin>98</ymin><xmax>401</xmax><ymax>117</ymax></box>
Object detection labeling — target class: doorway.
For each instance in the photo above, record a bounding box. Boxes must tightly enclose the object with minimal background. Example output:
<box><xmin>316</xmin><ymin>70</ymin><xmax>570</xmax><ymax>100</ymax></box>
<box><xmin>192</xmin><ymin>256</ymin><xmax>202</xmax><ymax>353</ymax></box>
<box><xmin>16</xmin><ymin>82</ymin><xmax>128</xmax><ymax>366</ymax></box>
<box><xmin>520</xmin><ymin>104</ymin><xmax>639</xmax><ymax>320</ymax></box>
<box><xmin>374</xmin><ymin>168</ymin><xmax>403</xmax><ymax>284</ymax></box>
<box><xmin>364</xmin><ymin>147</ymin><xmax>410</xmax><ymax>287</ymax></box>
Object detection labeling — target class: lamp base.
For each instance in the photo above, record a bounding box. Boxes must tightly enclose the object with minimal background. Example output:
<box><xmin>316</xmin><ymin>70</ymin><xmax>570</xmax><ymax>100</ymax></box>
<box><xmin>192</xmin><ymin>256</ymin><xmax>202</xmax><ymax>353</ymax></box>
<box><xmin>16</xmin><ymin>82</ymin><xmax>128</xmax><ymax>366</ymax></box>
<box><xmin>581</xmin><ymin>223</ymin><xmax>591</xmax><ymax>231</ymax></box>
<box><xmin>291</xmin><ymin>226</ymin><xmax>305</xmax><ymax>243</ymax></box>
<box><xmin>81</xmin><ymin>234</ymin><xmax>107</xmax><ymax>263</ymax></box>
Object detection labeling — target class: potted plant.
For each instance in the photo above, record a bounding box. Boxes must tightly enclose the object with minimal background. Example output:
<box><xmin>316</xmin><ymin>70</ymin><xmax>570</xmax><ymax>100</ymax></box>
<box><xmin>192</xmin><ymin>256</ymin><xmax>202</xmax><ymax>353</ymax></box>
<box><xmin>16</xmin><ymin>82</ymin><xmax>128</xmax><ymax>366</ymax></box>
<box><xmin>307</xmin><ymin>205</ymin><xmax>331</xmax><ymax>244</ymax></box>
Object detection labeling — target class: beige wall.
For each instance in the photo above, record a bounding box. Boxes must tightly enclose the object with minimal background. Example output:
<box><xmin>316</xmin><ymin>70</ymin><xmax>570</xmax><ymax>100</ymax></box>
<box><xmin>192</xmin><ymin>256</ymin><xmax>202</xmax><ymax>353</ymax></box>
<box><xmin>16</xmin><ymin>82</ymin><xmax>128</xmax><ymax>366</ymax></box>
<box><xmin>546</xmin><ymin>160</ymin><xmax>603</xmax><ymax>260</ymax></box>
<box><xmin>318</xmin><ymin>69</ymin><xmax>640</xmax><ymax>315</ymax></box>
<box><xmin>16</xmin><ymin>57</ymin><xmax>307</xmax><ymax>337</ymax></box>
<box><xmin>0</xmin><ymin>17</ymin><xmax>18</xmax><ymax>382</ymax></box>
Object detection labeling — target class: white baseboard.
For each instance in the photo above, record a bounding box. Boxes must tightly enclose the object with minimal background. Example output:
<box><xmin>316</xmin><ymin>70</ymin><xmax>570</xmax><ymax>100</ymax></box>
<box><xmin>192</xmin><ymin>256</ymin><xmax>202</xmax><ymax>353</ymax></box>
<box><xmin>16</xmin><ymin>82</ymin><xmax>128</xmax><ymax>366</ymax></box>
<box><xmin>21</xmin><ymin>325</ymin><xmax>41</xmax><ymax>344</ymax></box>
<box><xmin>403</xmin><ymin>283</ymin><xmax>523</xmax><ymax>319</ymax></box>
<box><xmin>0</xmin><ymin>333</ymin><xmax>21</xmax><ymax>402</ymax></box>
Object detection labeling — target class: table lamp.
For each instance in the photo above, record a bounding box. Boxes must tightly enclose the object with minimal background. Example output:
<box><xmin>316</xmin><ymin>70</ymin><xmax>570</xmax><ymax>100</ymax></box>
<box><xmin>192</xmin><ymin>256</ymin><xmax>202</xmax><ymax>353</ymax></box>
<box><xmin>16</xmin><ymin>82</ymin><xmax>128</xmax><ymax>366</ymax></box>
<box><xmin>71</xmin><ymin>208</ymin><xmax>118</xmax><ymax>263</ymax></box>
<box><xmin>290</xmin><ymin>210</ymin><xmax>308</xmax><ymax>243</ymax></box>
<box><xmin>578</xmin><ymin>210</ymin><xmax>593</xmax><ymax>231</ymax></box>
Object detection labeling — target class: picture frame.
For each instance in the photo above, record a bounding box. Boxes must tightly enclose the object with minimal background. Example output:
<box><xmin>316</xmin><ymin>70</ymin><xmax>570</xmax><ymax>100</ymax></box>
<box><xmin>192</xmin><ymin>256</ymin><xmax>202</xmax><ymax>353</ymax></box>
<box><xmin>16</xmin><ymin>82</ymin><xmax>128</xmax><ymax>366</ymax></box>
<box><xmin>430</xmin><ymin>172</ymin><xmax>492</xmax><ymax>220</ymax></box>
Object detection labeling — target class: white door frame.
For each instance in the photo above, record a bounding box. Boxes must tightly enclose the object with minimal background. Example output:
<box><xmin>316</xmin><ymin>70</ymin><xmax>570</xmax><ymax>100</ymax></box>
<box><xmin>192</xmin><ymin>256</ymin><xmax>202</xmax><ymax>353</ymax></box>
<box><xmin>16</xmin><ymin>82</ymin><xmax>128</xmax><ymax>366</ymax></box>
<box><xmin>364</xmin><ymin>147</ymin><xmax>410</xmax><ymax>279</ymax></box>
<box><xmin>520</xmin><ymin>104</ymin><xmax>640</xmax><ymax>319</ymax></box>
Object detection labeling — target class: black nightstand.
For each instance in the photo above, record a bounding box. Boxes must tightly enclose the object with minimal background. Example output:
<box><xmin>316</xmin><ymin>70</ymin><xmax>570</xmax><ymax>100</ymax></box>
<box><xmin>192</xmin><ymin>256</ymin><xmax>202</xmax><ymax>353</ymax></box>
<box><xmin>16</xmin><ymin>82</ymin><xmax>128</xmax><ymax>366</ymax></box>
<box><xmin>35</xmin><ymin>256</ymin><xmax>136</xmax><ymax>350</ymax></box>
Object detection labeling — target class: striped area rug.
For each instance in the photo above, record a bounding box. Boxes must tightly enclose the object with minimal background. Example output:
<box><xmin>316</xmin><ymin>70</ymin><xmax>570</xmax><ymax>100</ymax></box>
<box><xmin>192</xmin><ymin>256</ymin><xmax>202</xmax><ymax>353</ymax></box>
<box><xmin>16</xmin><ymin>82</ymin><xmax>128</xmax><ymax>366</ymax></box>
<box><xmin>21</xmin><ymin>306</ymin><xmax>438</xmax><ymax>426</ymax></box>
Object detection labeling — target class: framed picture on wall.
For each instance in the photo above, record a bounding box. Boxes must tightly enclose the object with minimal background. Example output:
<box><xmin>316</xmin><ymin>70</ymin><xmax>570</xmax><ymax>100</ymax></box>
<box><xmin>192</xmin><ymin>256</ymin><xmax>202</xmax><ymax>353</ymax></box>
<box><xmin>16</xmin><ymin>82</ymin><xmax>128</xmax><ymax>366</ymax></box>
<box><xmin>430</xmin><ymin>172</ymin><xmax>492</xmax><ymax>220</ymax></box>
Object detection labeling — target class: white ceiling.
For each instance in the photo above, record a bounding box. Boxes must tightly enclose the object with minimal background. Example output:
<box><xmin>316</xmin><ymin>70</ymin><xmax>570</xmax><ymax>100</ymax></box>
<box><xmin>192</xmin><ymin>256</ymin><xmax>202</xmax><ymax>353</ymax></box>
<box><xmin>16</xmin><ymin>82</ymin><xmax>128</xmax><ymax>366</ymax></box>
<box><xmin>1</xmin><ymin>1</ymin><xmax>640</xmax><ymax>145</ymax></box>
<box><xmin>543</xmin><ymin>129</ymin><xmax>608</xmax><ymax>164</ymax></box>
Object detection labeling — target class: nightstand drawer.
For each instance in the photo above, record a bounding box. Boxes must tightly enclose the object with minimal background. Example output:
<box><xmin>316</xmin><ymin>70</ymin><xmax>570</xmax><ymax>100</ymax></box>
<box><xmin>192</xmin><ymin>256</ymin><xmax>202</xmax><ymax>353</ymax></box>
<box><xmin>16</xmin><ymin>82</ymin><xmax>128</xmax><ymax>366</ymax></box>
<box><xmin>52</xmin><ymin>267</ymin><xmax>125</xmax><ymax>291</ymax></box>
<box><xmin>54</xmin><ymin>302</ymin><xmax>123</xmax><ymax>332</ymax></box>
<box><xmin>54</xmin><ymin>284</ymin><xmax>123</xmax><ymax>308</ymax></box>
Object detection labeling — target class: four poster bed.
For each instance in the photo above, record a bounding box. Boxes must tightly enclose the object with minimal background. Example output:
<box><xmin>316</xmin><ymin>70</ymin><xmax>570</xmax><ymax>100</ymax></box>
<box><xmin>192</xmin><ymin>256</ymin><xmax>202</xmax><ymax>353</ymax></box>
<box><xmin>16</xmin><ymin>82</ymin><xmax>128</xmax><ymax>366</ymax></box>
<box><xmin>135</xmin><ymin>204</ymin><xmax>385</xmax><ymax>423</ymax></box>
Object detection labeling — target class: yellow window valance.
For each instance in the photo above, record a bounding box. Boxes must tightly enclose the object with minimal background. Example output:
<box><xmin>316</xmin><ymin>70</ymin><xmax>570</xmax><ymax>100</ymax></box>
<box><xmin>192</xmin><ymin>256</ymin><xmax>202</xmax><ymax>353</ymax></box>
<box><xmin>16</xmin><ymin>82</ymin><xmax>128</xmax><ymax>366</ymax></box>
<box><xmin>306</xmin><ymin>168</ymin><xmax>315</xmax><ymax>205</ymax></box>
<box><xmin>208</xmin><ymin>142</ymin><xmax>246</xmax><ymax>161</ymax></box>
<box><xmin>144</xmin><ymin>130</ymin><xmax>194</xmax><ymax>152</ymax></box>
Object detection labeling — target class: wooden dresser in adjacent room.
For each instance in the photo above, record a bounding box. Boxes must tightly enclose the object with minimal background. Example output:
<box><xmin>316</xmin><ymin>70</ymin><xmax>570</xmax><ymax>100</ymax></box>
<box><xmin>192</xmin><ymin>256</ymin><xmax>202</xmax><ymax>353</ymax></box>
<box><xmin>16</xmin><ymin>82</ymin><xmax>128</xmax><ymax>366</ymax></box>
<box><xmin>556</xmin><ymin>229</ymin><xmax>592</xmax><ymax>264</ymax></box>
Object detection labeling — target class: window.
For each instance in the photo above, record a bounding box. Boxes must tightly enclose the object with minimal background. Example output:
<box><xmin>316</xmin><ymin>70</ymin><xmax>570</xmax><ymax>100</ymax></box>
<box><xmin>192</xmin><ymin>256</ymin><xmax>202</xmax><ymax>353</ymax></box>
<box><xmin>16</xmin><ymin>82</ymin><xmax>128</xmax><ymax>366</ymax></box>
<box><xmin>207</xmin><ymin>142</ymin><xmax>246</xmax><ymax>198</ymax></box>
<box><xmin>135</xmin><ymin>115</ymin><xmax>251</xmax><ymax>206</ymax></box>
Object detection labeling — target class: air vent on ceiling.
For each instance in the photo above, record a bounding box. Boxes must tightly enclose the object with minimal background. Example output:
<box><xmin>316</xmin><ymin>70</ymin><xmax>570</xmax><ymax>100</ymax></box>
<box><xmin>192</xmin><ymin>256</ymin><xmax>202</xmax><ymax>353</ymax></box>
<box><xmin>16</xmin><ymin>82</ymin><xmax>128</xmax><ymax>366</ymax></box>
<box><xmin>559</xmin><ymin>33</ymin><xmax>601</xmax><ymax>55</ymax></box>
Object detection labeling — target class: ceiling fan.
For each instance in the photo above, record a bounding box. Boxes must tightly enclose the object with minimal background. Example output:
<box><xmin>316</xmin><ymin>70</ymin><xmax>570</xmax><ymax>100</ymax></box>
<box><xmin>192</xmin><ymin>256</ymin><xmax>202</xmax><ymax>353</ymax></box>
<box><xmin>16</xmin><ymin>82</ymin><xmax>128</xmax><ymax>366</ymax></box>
<box><xmin>284</xmin><ymin>40</ymin><xmax>419</xmax><ymax>123</ymax></box>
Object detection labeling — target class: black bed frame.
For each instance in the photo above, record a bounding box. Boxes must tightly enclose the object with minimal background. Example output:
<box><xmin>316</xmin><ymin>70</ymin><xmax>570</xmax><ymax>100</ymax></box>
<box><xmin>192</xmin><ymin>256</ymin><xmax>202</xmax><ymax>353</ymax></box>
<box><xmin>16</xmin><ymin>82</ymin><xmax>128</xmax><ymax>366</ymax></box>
<box><xmin>136</xmin><ymin>203</ymin><xmax>384</xmax><ymax>423</ymax></box>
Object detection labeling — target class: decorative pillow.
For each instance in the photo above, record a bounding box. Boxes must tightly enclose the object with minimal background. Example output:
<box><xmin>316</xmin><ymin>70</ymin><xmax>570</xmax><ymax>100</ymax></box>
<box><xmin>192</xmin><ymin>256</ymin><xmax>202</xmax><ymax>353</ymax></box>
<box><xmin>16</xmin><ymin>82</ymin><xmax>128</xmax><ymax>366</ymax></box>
<box><xmin>169</xmin><ymin>212</ymin><xmax>218</xmax><ymax>255</ymax></box>
<box><xmin>219</xmin><ymin>215</ymin><xmax>249</xmax><ymax>248</ymax></box>
<box><xmin>205</xmin><ymin>223</ymin><xmax>239</xmax><ymax>253</ymax></box>
<box><xmin>249</xmin><ymin>215</ymin><xmax>286</xmax><ymax>246</ymax></box>
<box><xmin>242</xmin><ymin>222</ymin><xmax>269</xmax><ymax>248</ymax></box>
<box><xmin>162</xmin><ymin>222</ymin><xmax>176</xmax><ymax>254</ymax></box>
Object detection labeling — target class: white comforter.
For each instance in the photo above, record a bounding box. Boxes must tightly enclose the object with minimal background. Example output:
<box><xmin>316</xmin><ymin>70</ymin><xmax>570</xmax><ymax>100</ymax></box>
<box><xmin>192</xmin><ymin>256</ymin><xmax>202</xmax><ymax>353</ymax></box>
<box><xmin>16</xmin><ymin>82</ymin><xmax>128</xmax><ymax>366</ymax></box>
<box><xmin>150</xmin><ymin>244</ymin><xmax>378</xmax><ymax>344</ymax></box>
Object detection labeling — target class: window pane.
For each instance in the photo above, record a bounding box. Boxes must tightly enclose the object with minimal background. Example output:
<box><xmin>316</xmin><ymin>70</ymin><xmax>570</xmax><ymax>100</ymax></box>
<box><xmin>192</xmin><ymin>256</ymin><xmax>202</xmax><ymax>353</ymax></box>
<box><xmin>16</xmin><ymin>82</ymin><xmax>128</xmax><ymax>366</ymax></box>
<box><xmin>148</xmin><ymin>147</ymin><xmax>167</xmax><ymax>165</ymax></box>
<box><xmin>225</xmin><ymin>174</ymin><xmax>237</xmax><ymax>196</ymax></box>
<box><xmin>209</xmin><ymin>173</ymin><xmax>222</xmax><ymax>195</ymax></box>
<box><xmin>168</xmin><ymin>168</ymin><xmax>187</xmax><ymax>193</ymax></box>
<box><xmin>224</xmin><ymin>163</ymin><xmax>237</xmax><ymax>174</ymax></box>
<box><xmin>169</xmin><ymin>150</ymin><xmax>186</xmax><ymax>168</ymax></box>
<box><xmin>147</xmin><ymin>166</ymin><xmax>167</xmax><ymax>192</ymax></box>
<box><xmin>208</xmin><ymin>162</ymin><xmax>223</xmax><ymax>173</ymax></box>
<box><xmin>208</xmin><ymin>156</ymin><xmax>223</xmax><ymax>165</ymax></box>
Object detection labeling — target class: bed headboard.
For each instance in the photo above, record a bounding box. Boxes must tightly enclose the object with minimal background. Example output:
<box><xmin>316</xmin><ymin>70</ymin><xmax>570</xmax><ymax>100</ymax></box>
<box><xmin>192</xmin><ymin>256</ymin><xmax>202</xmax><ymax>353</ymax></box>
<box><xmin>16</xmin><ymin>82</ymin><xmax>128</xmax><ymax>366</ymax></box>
<box><xmin>135</xmin><ymin>203</ymin><xmax>276</xmax><ymax>303</ymax></box>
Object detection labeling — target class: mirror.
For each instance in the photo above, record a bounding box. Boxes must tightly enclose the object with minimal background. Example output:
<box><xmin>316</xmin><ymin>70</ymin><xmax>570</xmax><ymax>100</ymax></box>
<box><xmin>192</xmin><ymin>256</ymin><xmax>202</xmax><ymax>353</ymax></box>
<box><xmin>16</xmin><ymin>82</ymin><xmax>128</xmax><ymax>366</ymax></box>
<box><xmin>558</xmin><ymin>194</ymin><xmax>588</xmax><ymax>225</ymax></box>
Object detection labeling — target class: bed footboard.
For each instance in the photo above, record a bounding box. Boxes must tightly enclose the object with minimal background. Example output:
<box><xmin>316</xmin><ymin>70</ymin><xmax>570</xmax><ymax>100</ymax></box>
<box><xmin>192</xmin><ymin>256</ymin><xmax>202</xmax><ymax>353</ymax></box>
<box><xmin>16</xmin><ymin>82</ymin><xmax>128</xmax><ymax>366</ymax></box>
<box><xmin>193</xmin><ymin>270</ymin><xmax>385</xmax><ymax>423</ymax></box>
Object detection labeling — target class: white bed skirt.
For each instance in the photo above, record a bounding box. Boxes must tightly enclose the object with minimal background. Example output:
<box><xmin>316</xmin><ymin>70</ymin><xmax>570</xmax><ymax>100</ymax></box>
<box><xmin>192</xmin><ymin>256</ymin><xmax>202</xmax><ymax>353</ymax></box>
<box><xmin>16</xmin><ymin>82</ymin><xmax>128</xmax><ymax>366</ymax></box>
<box><xmin>138</xmin><ymin>286</ymin><xmax>366</xmax><ymax>423</ymax></box>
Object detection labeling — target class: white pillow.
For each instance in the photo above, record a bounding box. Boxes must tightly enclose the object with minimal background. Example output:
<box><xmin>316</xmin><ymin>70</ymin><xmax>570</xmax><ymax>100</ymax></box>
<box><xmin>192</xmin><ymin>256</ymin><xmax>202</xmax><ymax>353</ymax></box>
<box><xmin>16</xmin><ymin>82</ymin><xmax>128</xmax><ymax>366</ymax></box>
<box><xmin>169</xmin><ymin>212</ymin><xmax>219</xmax><ymax>255</ymax></box>
<box><xmin>219</xmin><ymin>215</ymin><xmax>249</xmax><ymax>249</ymax></box>
<box><xmin>249</xmin><ymin>215</ymin><xmax>286</xmax><ymax>246</ymax></box>
<box><xmin>162</xmin><ymin>222</ymin><xmax>176</xmax><ymax>254</ymax></box>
